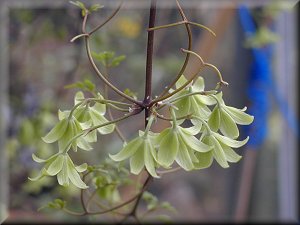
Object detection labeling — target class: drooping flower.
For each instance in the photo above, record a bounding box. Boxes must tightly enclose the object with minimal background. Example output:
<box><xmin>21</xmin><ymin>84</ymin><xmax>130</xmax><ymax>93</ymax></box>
<box><xmin>194</xmin><ymin>132</ymin><xmax>248</xmax><ymax>168</ymax></box>
<box><xmin>171</xmin><ymin>76</ymin><xmax>216</xmax><ymax>120</ymax></box>
<box><xmin>29</xmin><ymin>153</ymin><xmax>88</xmax><ymax>189</ymax></box>
<box><xmin>42</xmin><ymin>114</ymin><xmax>92</xmax><ymax>152</ymax></box>
<box><xmin>73</xmin><ymin>91</ymin><xmax>115</xmax><ymax>142</ymax></box>
<box><xmin>157</xmin><ymin>120</ymin><xmax>212</xmax><ymax>171</ymax></box>
<box><xmin>208</xmin><ymin>92</ymin><xmax>254</xmax><ymax>139</ymax></box>
<box><xmin>109</xmin><ymin>131</ymin><xmax>159</xmax><ymax>178</ymax></box>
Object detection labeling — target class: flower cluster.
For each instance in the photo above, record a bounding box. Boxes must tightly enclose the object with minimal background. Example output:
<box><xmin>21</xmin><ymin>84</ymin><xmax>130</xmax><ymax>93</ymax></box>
<box><xmin>30</xmin><ymin>91</ymin><xmax>115</xmax><ymax>188</ymax></box>
<box><xmin>110</xmin><ymin>76</ymin><xmax>253</xmax><ymax>176</ymax></box>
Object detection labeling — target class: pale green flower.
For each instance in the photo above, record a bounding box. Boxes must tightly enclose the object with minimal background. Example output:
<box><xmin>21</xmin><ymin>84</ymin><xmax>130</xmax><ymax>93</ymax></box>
<box><xmin>208</xmin><ymin>92</ymin><xmax>254</xmax><ymax>139</ymax></box>
<box><xmin>42</xmin><ymin>115</ymin><xmax>92</xmax><ymax>152</ymax></box>
<box><xmin>29</xmin><ymin>153</ymin><xmax>88</xmax><ymax>189</ymax></box>
<box><xmin>194</xmin><ymin>132</ymin><xmax>248</xmax><ymax>168</ymax></box>
<box><xmin>157</xmin><ymin>122</ymin><xmax>212</xmax><ymax>171</ymax></box>
<box><xmin>109</xmin><ymin>131</ymin><xmax>159</xmax><ymax>178</ymax></box>
<box><xmin>74</xmin><ymin>91</ymin><xmax>115</xmax><ymax>142</ymax></box>
<box><xmin>171</xmin><ymin>76</ymin><xmax>216</xmax><ymax>120</ymax></box>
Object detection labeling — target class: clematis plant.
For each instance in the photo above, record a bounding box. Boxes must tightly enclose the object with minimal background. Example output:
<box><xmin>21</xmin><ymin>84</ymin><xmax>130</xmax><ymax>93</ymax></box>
<box><xmin>29</xmin><ymin>0</ymin><xmax>254</xmax><ymax>223</ymax></box>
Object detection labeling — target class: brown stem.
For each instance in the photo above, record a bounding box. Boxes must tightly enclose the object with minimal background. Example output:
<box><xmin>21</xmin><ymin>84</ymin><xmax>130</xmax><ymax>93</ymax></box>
<box><xmin>151</xmin><ymin>0</ymin><xmax>192</xmax><ymax>104</ymax></box>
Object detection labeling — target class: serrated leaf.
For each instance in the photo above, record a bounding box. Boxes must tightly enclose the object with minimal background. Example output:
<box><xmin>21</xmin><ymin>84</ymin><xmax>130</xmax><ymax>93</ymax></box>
<box><xmin>42</xmin><ymin>119</ymin><xmax>68</xmax><ymax>143</ymax></box>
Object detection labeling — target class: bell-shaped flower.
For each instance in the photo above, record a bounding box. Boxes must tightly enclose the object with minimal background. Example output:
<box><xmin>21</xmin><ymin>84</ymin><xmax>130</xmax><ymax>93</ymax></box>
<box><xmin>171</xmin><ymin>76</ymin><xmax>216</xmax><ymax>120</ymax></box>
<box><xmin>109</xmin><ymin>131</ymin><xmax>159</xmax><ymax>178</ymax></box>
<box><xmin>29</xmin><ymin>153</ymin><xmax>88</xmax><ymax>189</ymax></box>
<box><xmin>195</xmin><ymin>132</ymin><xmax>249</xmax><ymax>168</ymax></box>
<box><xmin>42</xmin><ymin>113</ymin><xmax>92</xmax><ymax>152</ymax></box>
<box><xmin>73</xmin><ymin>92</ymin><xmax>115</xmax><ymax>142</ymax></box>
<box><xmin>157</xmin><ymin>121</ymin><xmax>212</xmax><ymax>171</ymax></box>
<box><xmin>207</xmin><ymin>92</ymin><xmax>254</xmax><ymax>139</ymax></box>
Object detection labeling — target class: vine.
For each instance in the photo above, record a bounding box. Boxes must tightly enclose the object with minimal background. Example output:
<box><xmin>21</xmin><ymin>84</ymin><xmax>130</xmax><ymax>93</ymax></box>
<box><xmin>29</xmin><ymin>0</ymin><xmax>254</xmax><ymax>223</ymax></box>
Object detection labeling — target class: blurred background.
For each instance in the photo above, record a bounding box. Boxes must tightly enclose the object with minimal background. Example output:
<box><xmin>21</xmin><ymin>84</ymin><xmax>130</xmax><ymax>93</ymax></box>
<box><xmin>0</xmin><ymin>0</ymin><xmax>298</xmax><ymax>223</ymax></box>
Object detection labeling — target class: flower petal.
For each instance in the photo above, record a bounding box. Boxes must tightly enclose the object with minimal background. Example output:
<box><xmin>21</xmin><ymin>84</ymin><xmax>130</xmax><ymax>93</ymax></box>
<box><xmin>192</xmin><ymin>76</ymin><xmax>205</xmax><ymax>92</ymax></box>
<box><xmin>210</xmin><ymin>136</ymin><xmax>229</xmax><ymax>168</ymax></box>
<box><xmin>193</xmin><ymin>151</ymin><xmax>213</xmax><ymax>169</ymax></box>
<box><xmin>174</xmin><ymin>97</ymin><xmax>191</xmax><ymax>118</ymax></box>
<box><xmin>28</xmin><ymin>168</ymin><xmax>49</xmax><ymax>181</ymax></box>
<box><xmin>74</xmin><ymin>91</ymin><xmax>85</xmax><ymax>105</ymax></box>
<box><xmin>110</xmin><ymin>137</ymin><xmax>143</xmax><ymax>161</ymax></box>
<box><xmin>208</xmin><ymin>106</ymin><xmax>220</xmax><ymax>132</ymax></box>
<box><xmin>213</xmin><ymin>132</ymin><xmax>249</xmax><ymax>148</ymax></box>
<box><xmin>158</xmin><ymin>129</ymin><xmax>178</xmax><ymax>167</ymax></box>
<box><xmin>75</xmin><ymin>163</ymin><xmax>88</xmax><ymax>173</ymax></box>
<box><xmin>175</xmin><ymin>136</ymin><xmax>194</xmax><ymax>171</ymax></box>
<box><xmin>46</xmin><ymin>154</ymin><xmax>64</xmax><ymax>176</ymax></box>
<box><xmin>42</xmin><ymin>119</ymin><xmax>68</xmax><ymax>143</ymax></box>
<box><xmin>224</xmin><ymin>106</ymin><xmax>254</xmax><ymax>125</ymax></box>
<box><xmin>220</xmin><ymin>143</ymin><xmax>242</xmax><ymax>163</ymax></box>
<box><xmin>66</xmin><ymin>156</ymin><xmax>88</xmax><ymax>189</ymax></box>
<box><xmin>175</xmin><ymin>75</ymin><xmax>188</xmax><ymax>89</ymax></box>
<box><xmin>57</xmin><ymin>157</ymin><xmax>69</xmax><ymax>187</ymax></box>
<box><xmin>220</xmin><ymin>109</ymin><xmax>239</xmax><ymax>139</ymax></box>
<box><xmin>144</xmin><ymin>141</ymin><xmax>159</xmax><ymax>178</ymax></box>
<box><xmin>89</xmin><ymin>108</ymin><xmax>114</xmax><ymax>134</ymax></box>
<box><xmin>130</xmin><ymin>145</ymin><xmax>145</xmax><ymax>175</ymax></box>
<box><xmin>179</xmin><ymin>129</ymin><xmax>211</xmax><ymax>153</ymax></box>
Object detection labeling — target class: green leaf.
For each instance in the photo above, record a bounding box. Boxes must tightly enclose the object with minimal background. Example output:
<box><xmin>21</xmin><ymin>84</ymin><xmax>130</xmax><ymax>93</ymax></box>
<box><xmin>220</xmin><ymin>108</ymin><xmax>239</xmax><ymax>139</ymax></box>
<box><xmin>64</xmin><ymin>81</ymin><xmax>85</xmax><ymax>90</ymax></box>
<box><xmin>129</xmin><ymin>146</ymin><xmax>144</xmax><ymax>175</ymax></box>
<box><xmin>209</xmin><ymin>136</ymin><xmax>229</xmax><ymax>168</ymax></box>
<box><xmin>224</xmin><ymin>106</ymin><xmax>254</xmax><ymax>125</ymax></box>
<box><xmin>42</xmin><ymin>119</ymin><xmax>68</xmax><ymax>143</ymax></box>
<box><xmin>208</xmin><ymin>106</ymin><xmax>220</xmax><ymax>132</ymax></box>
<box><xmin>158</xmin><ymin>129</ymin><xmax>178</xmax><ymax>167</ymax></box>
<box><xmin>213</xmin><ymin>132</ymin><xmax>249</xmax><ymax>148</ymax></box>
<box><xmin>47</xmin><ymin>155</ymin><xmax>64</xmax><ymax>176</ymax></box>
<box><xmin>124</xmin><ymin>88</ymin><xmax>137</xmax><ymax>100</ymax></box>
<box><xmin>89</xmin><ymin>4</ymin><xmax>104</xmax><ymax>12</ymax></box>
<box><xmin>110</xmin><ymin>138</ymin><xmax>143</xmax><ymax>161</ymax></box>
<box><xmin>69</xmin><ymin>1</ymin><xmax>86</xmax><ymax>10</ymax></box>
<box><xmin>84</xmin><ymin>79</ymin><xmax>95</xmax><ymax>91</ymax></box>
<box><xmin>160</xmin><ymin>202</ymin><xmax>177</xmax><ymax>213</ymax></box>
<box><xmin>111</xmin><ymin>55</ymin><xmax>126</xmax><ymax>67</ymax></box>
